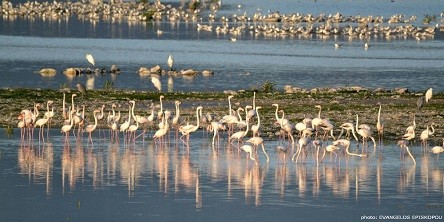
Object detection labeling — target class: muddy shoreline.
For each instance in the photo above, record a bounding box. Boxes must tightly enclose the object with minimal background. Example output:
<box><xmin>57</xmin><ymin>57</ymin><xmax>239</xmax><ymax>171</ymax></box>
<box><xmin>2</xmin><ymin>87</ymin><xmax>443</xmax><ymax>143</ymax></box>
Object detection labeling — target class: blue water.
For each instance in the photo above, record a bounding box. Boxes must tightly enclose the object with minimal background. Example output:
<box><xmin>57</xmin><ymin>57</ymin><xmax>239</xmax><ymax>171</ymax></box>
<box><xmin>0</xmin><ymin>0</ymin><xmax>444</xmax><ymax>92</ymax></box>
<box><xmin>0</xmin><ymin>128</ymin><xmax>443</xmax><ymax>221</ymax></box>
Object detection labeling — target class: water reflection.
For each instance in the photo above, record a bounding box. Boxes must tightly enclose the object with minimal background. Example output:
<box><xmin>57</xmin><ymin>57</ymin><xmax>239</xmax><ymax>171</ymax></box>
<box><xmin>61</xmin><ymin>139</ymin><xmax>85</xmax><ymax>192</ymax></box>
<box><xmin>12</xmin><ymin>134</ymin><xmax>444</xmax><ymax>211</ymax></box>
<box><xmin>18</xmin><ymin>142</ymin><xmax>53</xmax><ymax>195</ymax></box>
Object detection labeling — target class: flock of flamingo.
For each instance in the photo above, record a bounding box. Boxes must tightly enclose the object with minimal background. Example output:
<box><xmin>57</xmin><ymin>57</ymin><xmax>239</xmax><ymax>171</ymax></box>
<box><xmin>15</xmin><ymin>85</ymin><xmax>444</xmax><ymax>166</ymax></box>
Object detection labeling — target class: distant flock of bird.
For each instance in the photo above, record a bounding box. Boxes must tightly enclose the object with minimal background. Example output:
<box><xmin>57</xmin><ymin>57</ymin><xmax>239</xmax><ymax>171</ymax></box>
<box><xmin>2</xmin><ymin>1</ymin><xmax>442</xmax><ymax>43</ymax></box>
<box><xmin>16</xmin><ymin>85</ymin><xmax>444</xmax><ymax>166</ymax></box>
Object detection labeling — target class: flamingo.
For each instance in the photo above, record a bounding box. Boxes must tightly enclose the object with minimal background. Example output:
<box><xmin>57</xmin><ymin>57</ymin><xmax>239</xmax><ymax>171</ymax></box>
<box><xmin>62</xmin><ymin>93</ymin><xmax>68</xmax><ymax>120</ymax></box>
<box><xmin>240</xmin><ymin>145</ymin><xmax>258</xmax><ymax>165</ymax></box>
<box><xmin>356</xmin><ymin>114</ymin><xmax>376</xmax><ymax>149</ymax></box>
<box><xmin>405</xmin><ymin>115</ymin><xmax>416</xmax><ymax>134</ymax></box>
<box><xmin>17</xmin><ymin>113</ymin><xmax>26</xmax><ymax>141</ymax></box>
<box><xmin>312</xmin><ymin>139</ymin><xmax>323</xmax><ymax>165</ymax></box>
<box><xmin>376</xmin><ymin>104</ymin><xmax>384</xmax><ymax>142</ymax></box>
<box><xmin>220</xmin><ymin>95</ymin><xmax>238</xmax><ymax>134</ymax></box>
<box><xmin>172</xmin><ymin>101</ymin><xmax>181</xmax><ymax>129</ymax></box>
<box><xmin>73</xmin><ymin>105</ymin><xmax>85</xmax><ymax>136</ymax></box>
<box><xmin>295</xmin><ymin>121</ymin><xmax>307</xmax><ymax>138</ymax></box>
<box><xmin>246</xmin><ymin>136</ymin><xmax>269</xmax><ymax>163</ymax></box>
<box><xmin>397</xmin><ymin>140</ymin><xmax>416</xmax><ymax>165</ymax></box>
<box><xmin>311</xmin><ymin>105</ymin><xmax>323</xmax><ymax>138</ymax></box>
<box><xmin>292</xmin><ymin>137</ymin><xmax>310</xmax><ymax>163</ymax></box>
<box><xmin>157</xmin><ymin>95</ymin><xmax>165</xmax><ymax>120</ymax></box>
<box><xmin>321</xmin><ymin>144</ymin><xmax>341</xmax><ymax>163</ymax></box>
<box><xmin>43</xmin><ymin>100</ymin><xmax>55</xmax><ymax>129</ymax></box>
<box><xmin>84</xmin><ymin>109</ymin><xmax>100</xmax><ymax>146</ymax></box>
<box><xmin>272</xmin><ymin>103</ymin><xmax>289</xmax><ymax>126</ymax></box>
<box><xmin>277</xmin><ymin>109</ymin><xmax>294</xmax><ymax>146</ymax></box>
<box><xmin>246</xmin><ymin>91</ymin><xmax>257</xmax><ymax>121</ymax></box>
<box><xmin>250</xmin><ymin>105</ymin><xmax>262</xmax><ymax>137</ymax></box>
<box><xmin>35</xmin><ymin>100</ymin><xmax>52</xmax><ymax>144</ymax></box>
<box><xmin>229</xmin><ymin>106</ymin><xmax>252</xmax><ymax>149</ymax></box>
<box><xmin>431</xmin><ymin>139</ymin><xmax>444</xmax><ymax>161</ymax></box>
<box><xmin>179</xmin><ymin>106</ymin><xmax>203</xmax><ymax>148</ymax></box>
<box><xmin>420</xmin><ymin>123</ymin><xmax>435</xmax><ymax>147</ymax></box>
<box><xmin>275</xmin><ymin>145</ymin><xmax>289</xmax><ymax>164</ymax></box>
<box><xmin>153</xmin><ymin>112</ymin><xmax>169</xmax><ymax>147</ymax></box>
<box><xmin>338</xmin><ymin>122</ymin><xmax>359</xmax><ymax>142</ymax></box>
<box><xmin>120</xmin><ymin>103</ymin><xmax>132</xmax><ymax>141</ymax></box>
<box><xmin>321</xmin><ymin>118</ymin><xmax>335</xmax><ymax>140</ymax></box>
<box><xmin>61</xmin><ymin>110</ymin><xmax>74</xmax><ymax>143</ymax></box>
<box><xmin>127</xmin><ymin>101</ymin><xmax>139</xmax><ymax>141</ymax></box>
<box><xmin>209</xmin><ymin>121</ymin><xmax>226</xmax><ymax>148</ymax></box>
<box><xmin>333</xmin><ymin>139</ymin><xmax>366</xmax><ymax>157</ymax></box>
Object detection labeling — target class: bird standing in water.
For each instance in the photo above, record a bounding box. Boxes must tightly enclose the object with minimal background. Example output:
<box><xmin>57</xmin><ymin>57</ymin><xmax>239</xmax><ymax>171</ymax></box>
<box><xmin>167</xmin><ymin>55</ymin><xmax>174</xmax><ymax>71</ymax></box>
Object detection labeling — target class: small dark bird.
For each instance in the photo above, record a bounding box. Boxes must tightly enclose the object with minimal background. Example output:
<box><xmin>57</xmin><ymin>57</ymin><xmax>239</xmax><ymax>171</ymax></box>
<box><xmin>76</xmin><ymin>83</ymin><xmax>87</xmax><ymax>97</ymax></box>
<box><xmin>416</xmin><ymin>96</ymin><xmax>424</xmax><ymax>111</ymax></box>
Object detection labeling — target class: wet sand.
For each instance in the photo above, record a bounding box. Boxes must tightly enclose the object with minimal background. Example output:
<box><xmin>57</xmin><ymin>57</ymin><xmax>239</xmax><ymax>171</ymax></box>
<box><xmin>1</xmin><ymin>87</ymin><xmax>443</xmax><ymax>142</ymax></box>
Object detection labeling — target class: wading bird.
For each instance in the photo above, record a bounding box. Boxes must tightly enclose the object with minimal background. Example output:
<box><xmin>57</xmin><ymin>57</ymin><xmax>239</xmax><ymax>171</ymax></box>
<box><xmin>425</xmin><ymin>88</ymin><xmax>433</xmax><ymax>103</ymax></box>
<box><xmin>76</xmin><ymin>83</ymin><xmax>87</xmax><ymax>97</ymax></box>
<box><xmin>167</xmin><ymin>55</ymin><xmax>174</xmax><ymax>71</ymax></box>
<box><xmin>431</xmin><ymin>139</ymin><xmax>444</xmax><ymax>161</ymax></box>
<box><xmin>240</xmin><ymin>144</ymin><xmax>258</xmax><ymax>165</ymax></box>
<box><xmin>86</xmin><ymin>53</ymin><xmax>95</xmax><ymax>66</ymax></box>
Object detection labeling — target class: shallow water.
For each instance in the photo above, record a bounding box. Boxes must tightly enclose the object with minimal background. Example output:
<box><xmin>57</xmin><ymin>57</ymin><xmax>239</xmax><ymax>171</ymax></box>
<box><xmin>0</xmin><ymin>128</ymin><xmax>443</xmax><ymax>221</ymax></box>
<box><xmin>1</xmin><ymin>0</ymin><xmax>444</xmax><ymax>92</ymax></box>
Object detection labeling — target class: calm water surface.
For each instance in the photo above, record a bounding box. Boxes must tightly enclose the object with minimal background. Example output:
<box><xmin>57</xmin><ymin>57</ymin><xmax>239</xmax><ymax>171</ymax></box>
<box><xmin>0</xmin><ymin>0</ymin><xmax>444</xmax><ymax>92</ymax></box>
<box><xmin>0</xmin><ymin>128</ymin><xmax>443</xmax><ymax>221</ymax></box>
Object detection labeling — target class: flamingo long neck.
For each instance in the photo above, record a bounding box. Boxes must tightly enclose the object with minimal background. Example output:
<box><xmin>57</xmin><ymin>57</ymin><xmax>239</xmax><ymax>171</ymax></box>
<box><xmin>252</xmin><ymin>92</ymin><xmax>256</xmax><ymax>109</ymax></box>
<box><xmin>69</xmin><ymin>111</ymin><xmax>74</xmax><ymax>127</ymax></box>
<box><xmin>160</xmin><ymin>97</ymin><xmax>163</xmax><ymax>113</ymax></box>
<box><xmin>100</xmin><ymin>105</ymin><xmax>105</xmax><ymax>118</ymax></box>
<box><xmin>228</xmin><ymin>97</ymin><xmax>232</xmax><ymax>116</ymax></box>
<box><xmin>127</xmin><ymin>105</ymin><xmax>132</xmax><ymax>123</ymax></box>
<box><xmin>280</xmin><ymin>110</ymin><xmax>285</xmax><ymax>126</ymax></box>
<box><xmin>377</xmin><ymin>105</ymin><xmax>381</xmax><ymax>124</ymax></box>
<box><xmin>355</xmin><ymin>114</ymin><xmax>359</xmax><ymax>132</ymax></box>
<box><xmin>256</xmin><ymin>108</ymin><xmax>261</xmax><ymax>127</ymax></box>
<box><xmin>274</xmin><ymin>104</ymin><xmax>279</xmax><ymax>121</ymax></box>
<box><xmin>112</xmin><ymin>106</ymin><xmax>115</xmax><ymax>117</ymax></box>
<box><xmin>248</xmin><ymin>150</ymin><xmax>255</xmax><ymax>161</ymax></box>
<box><xmin>244</xmin><ymin>119</ymin><xmax>250</xmax><ymax>136</ymax></box>
<box><xmin>195</xmin><ymin>108</ymin><xmax>201</xmax><ymax>128</ymax></box>
<box><xmin>71</xmin><ymin>95</ymin><xmax>75</xmax><ymax>112</ymax></box>
<box><xmin>237</xmin><ymin>109</ymin><xmax>243</xmax><ymax>122</ymax></box>
<box><xmin>318</xmin><ymin>107</ymin><xmax>322</xmax><ymax>118</ymax></box>
<box><xmin>45</xmin><ymin>102</ymin><xmax>50</xmax><ymax>119</ymax></box>
<box><xmin>34</xmin><ymin>104</ymin><xmax>39</xmax><ymax>118</ymax></box>
<box><xmin>176</xmin><ymin>102</ymin><xmax>180</xmax><ymax>117</ymax></box>
<box><xmin>93</xmin><ymin>112</ymin><xmax>98</xmax><ymax>129</ymax></box>
<box><xmin>63</xmin><ymin>93</ymin><xmax>66</xmax><ymax>118</ymax></box>
<box><xmin>351</xmin><ymin>127</ymin><xmax>359</xmax><ymax>141</ymax></box>
<box><xmin>430</xmin><ymin>125</ymin><xmax>435</xmax><ymax>134</ymax></box>
<box><xmin>82</xmin><ymin>106</ymin><xmax>85</xmax><ymax>118</ymax></box>
<box><xmin>131</xmin><ymin>102</ymin><xmax>136</xmax><ymax>120</ymax></box>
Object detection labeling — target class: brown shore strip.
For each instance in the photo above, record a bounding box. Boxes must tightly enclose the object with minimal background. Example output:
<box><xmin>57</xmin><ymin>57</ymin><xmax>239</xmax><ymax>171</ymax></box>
<box><xmin>1</xmin><ymin>87</ymin><xmax>443</xmax><ymax>144</ymax></box>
